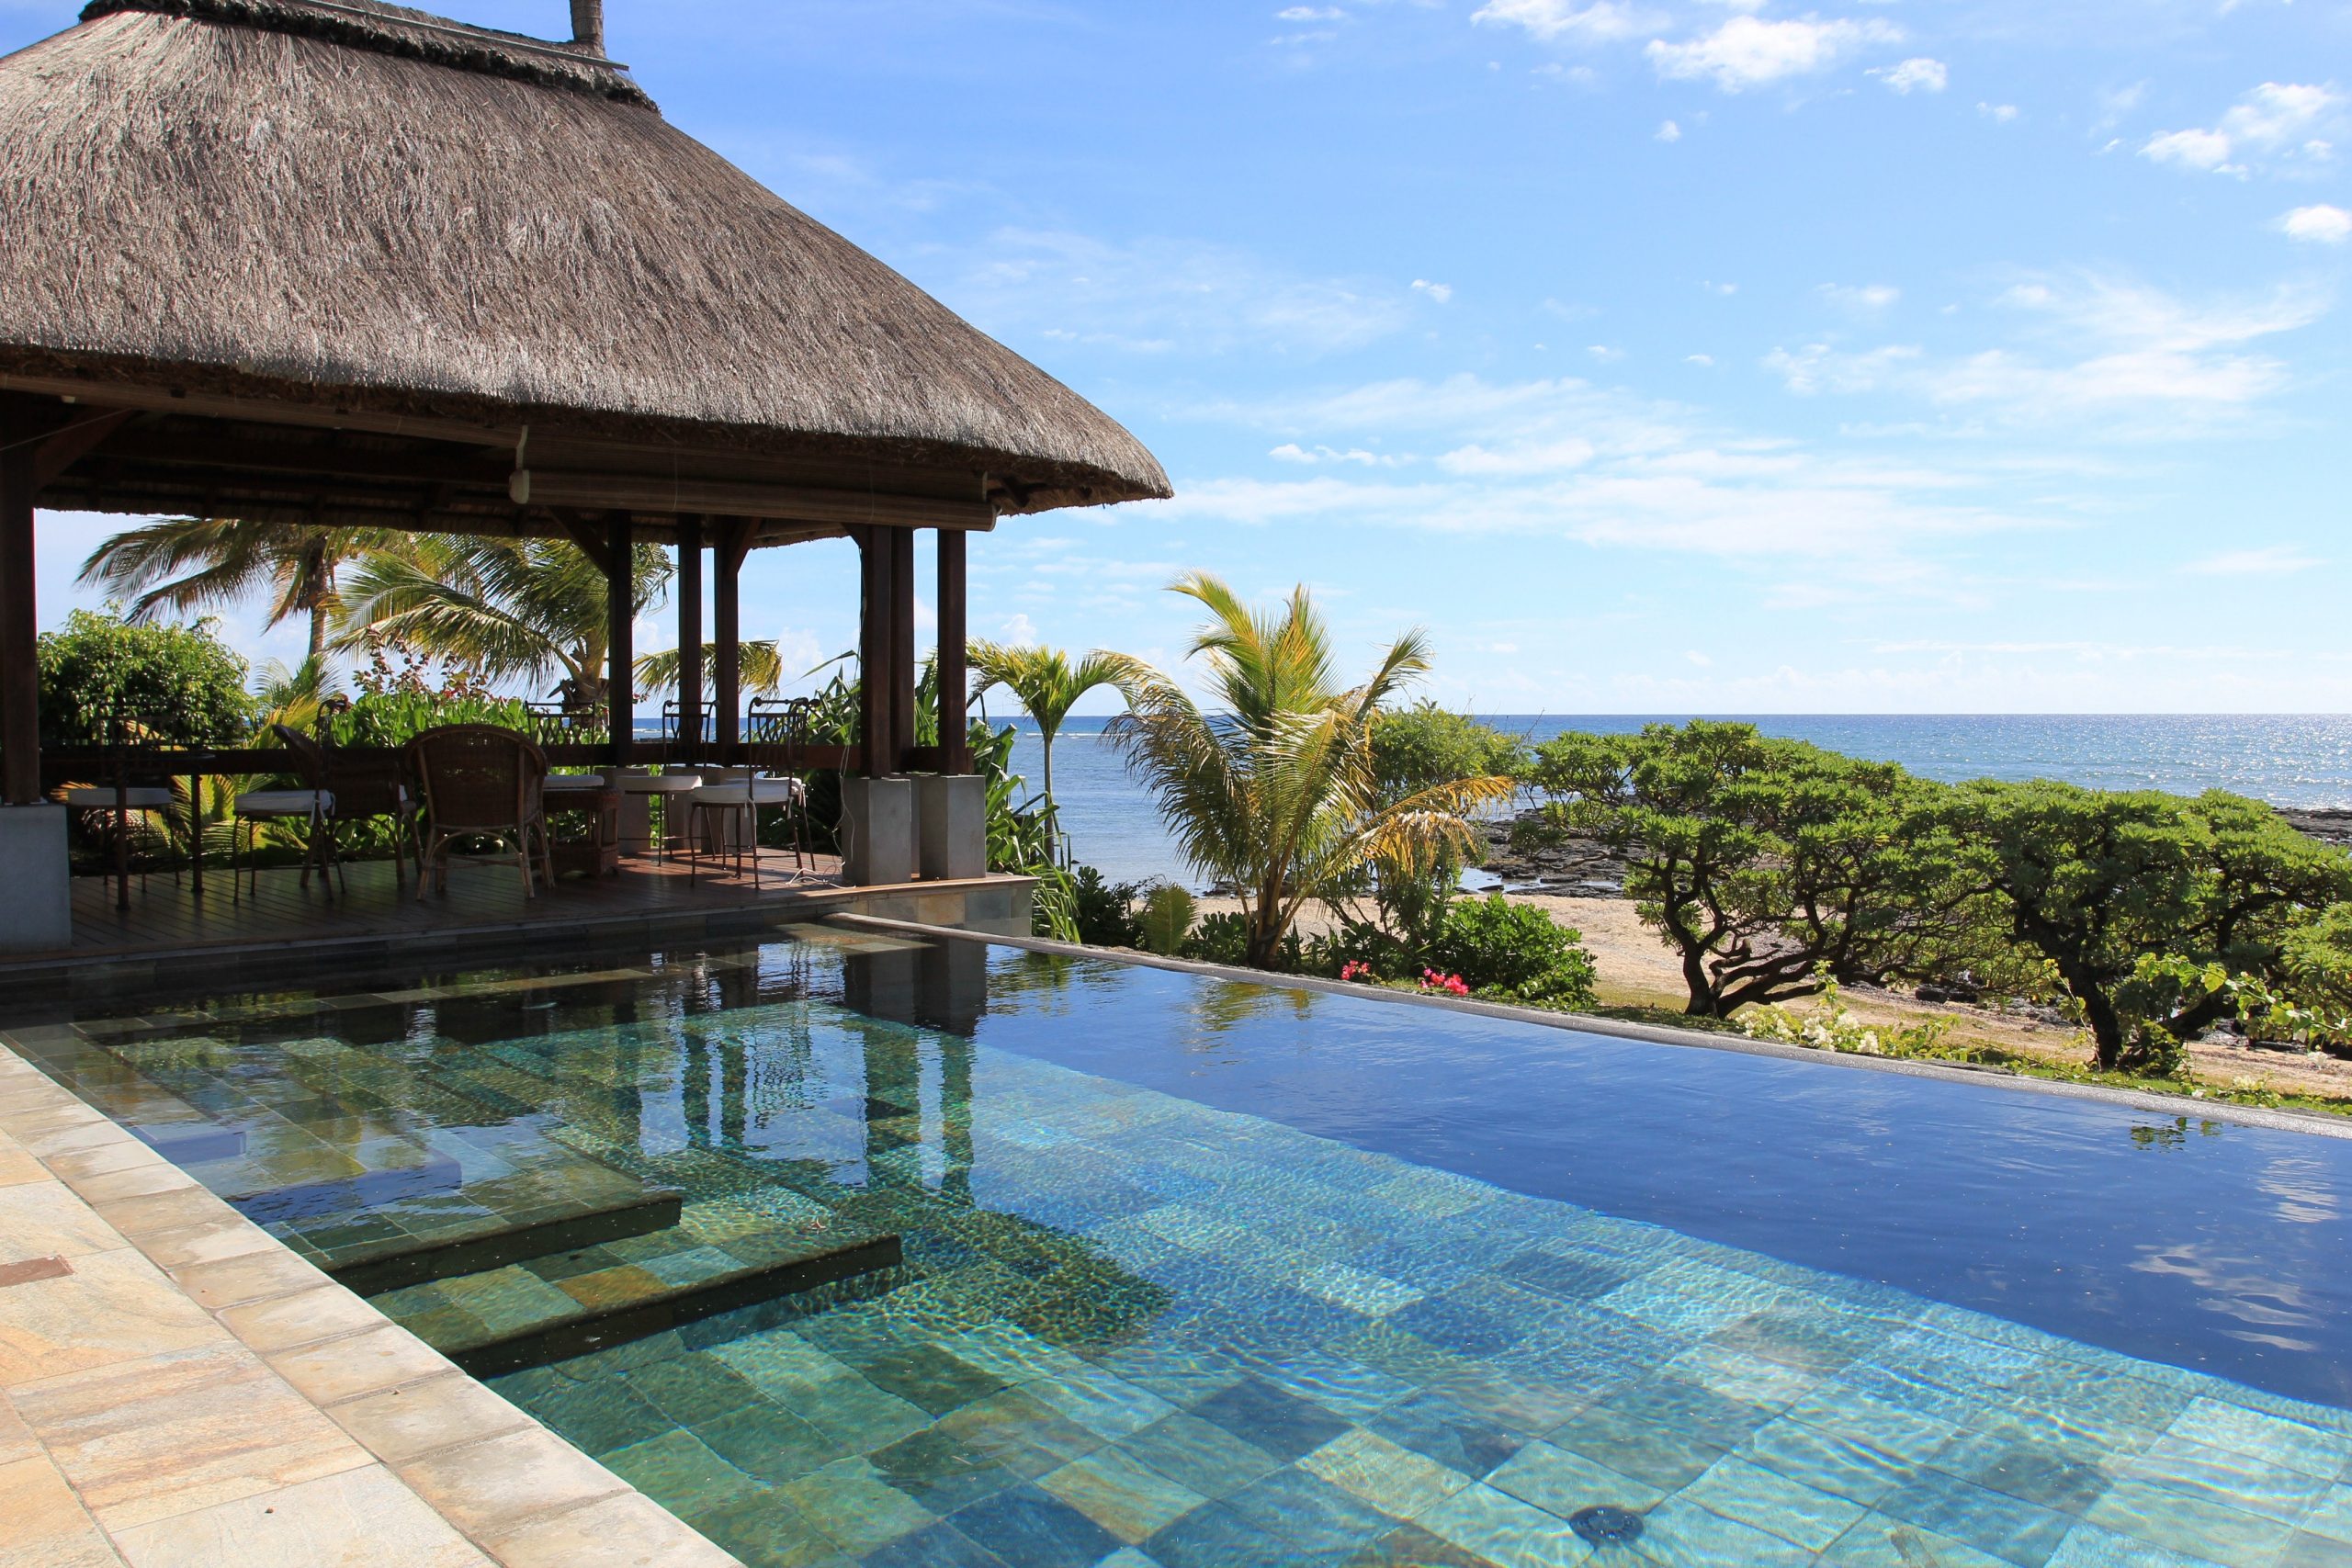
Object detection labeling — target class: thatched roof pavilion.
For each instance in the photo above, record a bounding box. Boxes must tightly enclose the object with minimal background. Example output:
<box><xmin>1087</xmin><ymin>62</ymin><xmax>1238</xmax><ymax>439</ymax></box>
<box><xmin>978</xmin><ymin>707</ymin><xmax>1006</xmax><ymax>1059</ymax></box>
<box><xmin>0</xmin><ymin>0</ymin><xmax>1169</xmax><ymax>806</ymax></box>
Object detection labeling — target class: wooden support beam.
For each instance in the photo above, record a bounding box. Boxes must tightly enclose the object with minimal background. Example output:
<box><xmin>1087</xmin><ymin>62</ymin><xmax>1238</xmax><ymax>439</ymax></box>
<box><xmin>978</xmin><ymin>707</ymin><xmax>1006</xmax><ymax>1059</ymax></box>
<box><xmin>857</xmin><ymin>528</ymin><xmax>890</xmax><ymax>778</ymax></box>
<box><xmin>938</xmin><ymin>529</ymin><xmax>969</xmax><ymax>775</ymax></box>
<box><xmin>30</xmin><ymin>408</ymin><xmax>137</xmax><ymax>488</ymax></box>
<box><xmin>551</xmin><ymin>511</ymin><xmax>617</xmax><ymax>578</ymax></box>
<box><xmin>0</xmin><ymin>441</ymin><xmax>37</xmax><ymax>805</ymax></box>
<box><xmin>513</xmin><ymin>469</ymin><xmax>994</xmax><ymax>532</ymax></box>
<box><xmin>714</xmin><ymin>520</ymin><xmax>747</xmax><ymax>762</ymax></box>
<box><xmin>676</xmin><ymin>515</ymin><xmax>704</xmax><ymax>763</ymax></box>
<box><xmin>0</xmin><ymin>372</ymin><xmax>520</xmax><ymax>448</ymax></box>
<box><xmin>889</xmin><ymin>526</ymin><xmax>916</xmax><ymax>772</ymax></box>
<box><xmin>607</xmin><ymin>514</ymin><xmax>634</xmax><ymax>766</ymax></box>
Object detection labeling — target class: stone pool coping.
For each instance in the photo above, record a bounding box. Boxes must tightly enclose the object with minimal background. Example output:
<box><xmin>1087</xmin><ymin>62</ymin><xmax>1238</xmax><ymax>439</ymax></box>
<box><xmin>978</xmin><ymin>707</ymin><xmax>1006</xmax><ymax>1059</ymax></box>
<box><xmin>834</xmin><ymin>913</ymin><xmax>2352</xmax><ymax>1145</ymax></box>
<box><xmin>0</xmin><ymin>1042</ymin><xmax>740</xmax><ymax>1568</ymax></box>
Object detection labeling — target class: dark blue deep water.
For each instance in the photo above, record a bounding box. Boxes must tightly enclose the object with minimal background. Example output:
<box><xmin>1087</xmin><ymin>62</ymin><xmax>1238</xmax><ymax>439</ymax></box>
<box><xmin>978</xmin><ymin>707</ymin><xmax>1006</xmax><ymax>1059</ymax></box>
<box><xmin>968</xmin><ymin>946</ymin><xmax>2352</xmax><ymax>1407</ymax></box>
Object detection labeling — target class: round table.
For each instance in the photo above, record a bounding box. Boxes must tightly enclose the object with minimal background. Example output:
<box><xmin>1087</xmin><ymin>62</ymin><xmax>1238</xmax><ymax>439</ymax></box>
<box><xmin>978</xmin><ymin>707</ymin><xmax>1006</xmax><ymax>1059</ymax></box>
<box><xmin>542</xmin><ymin>774</ymin><xmax>621</xmax><ymax>877</ymax></box>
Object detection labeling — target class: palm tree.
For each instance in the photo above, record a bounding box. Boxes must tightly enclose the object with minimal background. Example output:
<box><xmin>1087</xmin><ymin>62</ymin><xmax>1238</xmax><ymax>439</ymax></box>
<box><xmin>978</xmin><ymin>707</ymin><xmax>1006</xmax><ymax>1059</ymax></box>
<box><xmin>967</xmin><ymin>641</ymin><xmax>1126</xmax><ymax>826</ymax></box>
<box><xmin>333</xmin><ymin>536</ymin><xmax>670</xmax><ymax>709</ymax></box>
<box><xmin>79</xmin><ymin>517</ymin><xmax>396</xmax><ymax>662</ymax></box>
<box><xmin>1102</xmin><ymin>573</ymin><xmax>1515</xmax><ymax>969</ymax></box>
<box><xmin>634</xmin><ymin>641</ymin><xmax>793</xmax><ymax>702</ymax></box>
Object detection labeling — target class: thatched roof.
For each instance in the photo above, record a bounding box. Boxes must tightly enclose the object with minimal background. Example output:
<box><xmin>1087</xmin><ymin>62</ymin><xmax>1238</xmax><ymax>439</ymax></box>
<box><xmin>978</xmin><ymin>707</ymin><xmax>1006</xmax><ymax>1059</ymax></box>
<box><xmin>0</xmin><ymin>0</ymin><xmax>1170</xmax><ymax>515</ymax></box>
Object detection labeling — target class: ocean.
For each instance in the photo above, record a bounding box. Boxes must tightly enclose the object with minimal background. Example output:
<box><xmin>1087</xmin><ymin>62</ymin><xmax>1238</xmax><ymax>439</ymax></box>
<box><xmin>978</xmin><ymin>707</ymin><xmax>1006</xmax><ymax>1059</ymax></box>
<box><xmin>995</xmin><ymin>714</ymin><xmax>2352</xmax><ymax>887</ymax></box>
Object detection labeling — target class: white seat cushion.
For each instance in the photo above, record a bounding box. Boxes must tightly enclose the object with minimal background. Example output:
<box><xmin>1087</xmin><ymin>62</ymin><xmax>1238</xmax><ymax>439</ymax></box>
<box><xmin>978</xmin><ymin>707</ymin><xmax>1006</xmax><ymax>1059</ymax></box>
<box><xmin>234</xmin><ymin>790</ymin><xmax>334</xmax><ymax>818</ymax></box>
<box><xmin>693</xmin><ymin>780</ymin><xmax>802</xmax><ymax>807</ymax></box>
<box><xmin>543</xmin><ymin>774</ymin><xmax>610</xmax><ymax>793</ymax></box>
<box><xmin>62</xmin><ymin>786</ymin><xmax>175</xmax><ymax>809</ymax></box>
<box><xmin>620</xmin><ymin>773</ymin><xmax>706</xmax><ymax>795</ymax></box>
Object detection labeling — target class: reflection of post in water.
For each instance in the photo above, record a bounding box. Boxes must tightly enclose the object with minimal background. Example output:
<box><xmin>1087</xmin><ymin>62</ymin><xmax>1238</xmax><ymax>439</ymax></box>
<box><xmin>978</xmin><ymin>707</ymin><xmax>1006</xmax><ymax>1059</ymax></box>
<box><xmin>842</xmin><ymin>941</ymin><xmax>989</xmax><ymax>1197</ymax></box>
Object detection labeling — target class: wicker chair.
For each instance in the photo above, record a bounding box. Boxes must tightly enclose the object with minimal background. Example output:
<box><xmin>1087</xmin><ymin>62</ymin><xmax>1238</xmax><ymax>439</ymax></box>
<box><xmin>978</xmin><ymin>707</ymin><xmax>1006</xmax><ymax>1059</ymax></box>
<box><xmin>272</xmin><ymin>723</ymin><xmax>423</xmax><ymax>891</ymax></box>
<box><xmin>404</xmin><ymin>725</ymin><xmax>551</xmax><ymax>900</ymax></box>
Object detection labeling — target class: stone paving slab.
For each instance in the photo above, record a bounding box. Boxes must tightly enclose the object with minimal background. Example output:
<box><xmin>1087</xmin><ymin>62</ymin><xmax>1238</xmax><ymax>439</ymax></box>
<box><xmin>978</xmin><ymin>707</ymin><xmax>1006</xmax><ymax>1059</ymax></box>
<box><xmin>0</xmin><ymin>1039</ymin><xmax>739</xmax><ymax>1568</ymax></box>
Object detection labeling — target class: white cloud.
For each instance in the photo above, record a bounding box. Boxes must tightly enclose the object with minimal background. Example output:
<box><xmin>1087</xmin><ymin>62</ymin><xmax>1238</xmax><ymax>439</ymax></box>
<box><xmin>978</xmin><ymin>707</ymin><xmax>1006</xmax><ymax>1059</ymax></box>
<box><xmin>1979</xmin><ymin>102</ymin><xmax>2019</xmax><ymax>124</ymax></box>
<box><xmin>1657</xmin><ymin>118</ymin><xmax>1682</xmax><ymax>141</ymax></box>
<box><xmin>1159</xmin><ymin>374</ymin><xmax>2037</xmax><ymax>566</ymax></box>
<box><xmin>1871</xmin><ymin>57</ymin><xmax>1948</xmax><ymax>95</ymax></box>
<box><xmin>2188</xmin><ymin>545</ymin><xmax>2326</xmax><ymax>576</ymax></box>
<box><xmin>998</xmin><ymin>614</ymin><xmax>1040</xmax><ymax>646</ymax></box>
<box><xmin>954</xmin><ymin>229</ymin><xmax>1411</xmax><ymax>356</ymax></box>
<box><xmin>1412</xmin><ymin>278</ymin><xmax>1455</xmax><ymax>304</ymax></box>
<box><xmin>1686</xmin><ymin>354</ymin><xmax>1715</xmax><ymax>366</ymax></box>
<box><xmin>2280</xmin><ymin>204</ymin><xmax>2352</xmax><ymax>243</ymax></box>
<box><xmin>1765</xmin><ymin>273</ymin><xmax>2327</xmax><ymax>432</ymax></box>
<box><xmin>1276</xmin><ymin>6</ymin><xmax>1342</xmax><ymax>18</ymax></box>
<box><xmin>1472</xmin><ymin>0</ymin><xmax>1660</xmax><ymax>43</ymax></box>
<box><xmin>2142</xmin><ymin>82</ymin><xmax>2344</xmax><ymax>177</ymax></box>
<box><xmin>1702</xmin><ymin>280</ymin><xmax>1738</xmax><ymax>296</ymax></box>
<box><xmin>1271</xmin><ymin>443</ymin><xmax>1410</xmax><ymax>467</ymax></box>
<box><xmin>1645</xmin><ymin>16</ymin><xmax>1902</xmax><ymax>93</ymax></box>
<box><xmin>1820</xmin><ymin>283</ymin><xmax>1901</xmax><ymax>311</ymax></box>
<box><xmin>1588</xmin><ymin>344</ymin><xmax>1624</xmax><ymax>361</ymax></box>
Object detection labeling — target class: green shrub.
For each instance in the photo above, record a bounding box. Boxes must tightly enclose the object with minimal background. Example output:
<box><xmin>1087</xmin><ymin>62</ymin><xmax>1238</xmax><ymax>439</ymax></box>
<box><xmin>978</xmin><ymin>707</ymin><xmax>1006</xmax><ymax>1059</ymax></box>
<box><xmin>1138</xmin><ymin>884</ymin><xmax>1196</xmax><ymax>954</ymax></box>
<box><xmin>1070</xmin><ymin>865</ymin><xmax>1144</xmax><ymax>948</ymax></box>
<box><xmin>325</xmin><ymin>690</ymin><xmax>531</xmax><ymax>750</ymax></box>
<box><xmin>1423</xmin><ymin>894</ymin><xmax>1598</xmax><ymax>1010</ymax></box>
<box><xmin>36</xmin><ymin>611</ymin><xmax>251</xmax><ymax>748</ymax></box>
<box><xmin>1184</xmin><ymin>912</ymin><xmax>1252</xmax><ymax>967</ymax></box>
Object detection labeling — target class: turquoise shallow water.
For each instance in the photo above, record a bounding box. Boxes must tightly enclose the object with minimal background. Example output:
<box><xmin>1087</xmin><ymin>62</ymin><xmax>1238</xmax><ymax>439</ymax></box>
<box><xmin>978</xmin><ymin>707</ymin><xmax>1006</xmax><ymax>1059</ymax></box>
<box><xmin>13</xmin><ymin>931</ymin><xmax>2352</xmax><ymax>1565</ymax></box>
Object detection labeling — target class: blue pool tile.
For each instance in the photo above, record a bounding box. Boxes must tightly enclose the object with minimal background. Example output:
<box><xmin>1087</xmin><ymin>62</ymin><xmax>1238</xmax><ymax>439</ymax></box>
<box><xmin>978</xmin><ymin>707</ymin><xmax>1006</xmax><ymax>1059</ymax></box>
<box><xmin>2166</xmin><ymin>1398</ymin><xmax>2352</xmax><ymax>1482</ymax></box>
<box><xmin>1368</xmin><ymin>1390</ymin><xmax>1528</xmax><ymax>1481</ymax></box>
<box><xmin>1487</xmin><ymin>1439</ymin><xmax>1662</xmax><ymax>1520</ymax></box>
<box><xmin>1877</xmin><ymin>1467</ymin><xmax>2076</xmax><ymax>1567</ymax></box>
<box><xmin>1679</xmin><ymin>1452</ymin><xmax>1870</xmax><ymax>1552</ymax></box>
<box><xmin>2280</xmin><ymin>1532</ymin><xmax>2352</xmax><ymax>1567</ymax></box>
<box><xmin>2120</xmin><ymin>1433</ymin><xmax>2335</xmax><ymax>1523</ymax></box>
<box><xmin>1600</xmin><ymin>1375</ymin><xmax>1773</xmax><ymax>1450</ymax></box>
<box><xmin>948</xmin><ymin>1482</ymin><xmax>1124</xmax><ymax>1568</ymax></box>
<box><xmin>1147</xmin><ymin>1501</ymin><xmax>1361</xmax><ymax>1568</ymax></box>
<box><xmin>2041</xmin><ymin>1521</ymin><xmax>2232</xmax><ymax>1567</ymax></box>
<box><xmin>1629</xmin><ymin>1496</ymin><xmax>1818</xmax><ymax>1567</ymax></box>
<box><xmin>859</xmin><ymin>1520</ymin><xmax>1013</xmax><ymax>1568</ymax></box>
<box><xmin>1819</xmin><ymin>1512</ymin><xmax>2020</xmax><ymax>1568</ymax></box>
<box><xmin>1548</xmin><ymin>1404</ymin><xmax>1727</xmax><ymax>1493</ymax></box>
<box><xmin>1414</xmin><ymin>1483</ymin><xmax>1592</xmax><ymax>1568</ymax></box>
<box><xmin>1217</xmin><ymin>1465</ymin><xmax>1399</xmax><ymax>1551</ymax></box>
<box><xmin>1116</xmin><ymin>1414</ymin><xmax>1284</xmax><ymax>1501</ymax></box>
<box><xmin>1190</xmin><ymin>1377</ymin><xmax>1355</xmax><ymax>1462</ymax></box>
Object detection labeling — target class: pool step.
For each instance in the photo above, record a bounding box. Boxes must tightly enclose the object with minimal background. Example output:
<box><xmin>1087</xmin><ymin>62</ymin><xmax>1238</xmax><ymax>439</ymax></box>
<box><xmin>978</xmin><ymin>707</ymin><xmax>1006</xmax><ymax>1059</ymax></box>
<box><xmin>367</xmin><ymin>1216</ymin><xmax>903</xmax><ymax>1378</ymax></box>
<box><xmin>323</xmin><ymin>1189</ymin><xmax>685</xmax><ymax>1296</ymax></box>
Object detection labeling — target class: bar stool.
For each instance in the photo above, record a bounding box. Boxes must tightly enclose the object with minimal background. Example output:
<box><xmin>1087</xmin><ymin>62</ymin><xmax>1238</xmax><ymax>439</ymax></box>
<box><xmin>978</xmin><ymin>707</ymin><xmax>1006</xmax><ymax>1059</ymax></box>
<box><xmin>61</xmin><ymin>709</ymin><xmax>185</xmax><ymax>910</ymax></box>
<box><xmin>230</xmin><ymin>785</ymin><xmax>336</xmax><ymax>902</ymax></box>
<box><xmin>686</xmin><ymin>774</ymin><xmax>808</xmax><ymax>890</ymax></box>
<box><xmin>617</xmin><ymin>769</ymin><xmax>704</xmax><ymax>863</ymax></box>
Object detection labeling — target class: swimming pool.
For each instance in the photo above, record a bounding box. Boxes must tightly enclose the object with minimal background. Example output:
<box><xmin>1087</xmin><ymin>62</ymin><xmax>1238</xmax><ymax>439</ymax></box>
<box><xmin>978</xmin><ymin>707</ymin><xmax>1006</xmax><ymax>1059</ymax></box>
<box><xmin>9</xmin><ymin>927</ymin><xmax>2352</xmax><ymax>1567</ymax></box>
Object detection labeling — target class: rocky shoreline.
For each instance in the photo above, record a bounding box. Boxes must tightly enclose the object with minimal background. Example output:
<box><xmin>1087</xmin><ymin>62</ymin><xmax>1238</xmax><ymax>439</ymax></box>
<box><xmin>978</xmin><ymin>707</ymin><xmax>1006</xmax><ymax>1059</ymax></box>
<box><xmin>1479</xmin><ymin>804</ymin><xmax>2352</xmax><ymax>899</ymax></box>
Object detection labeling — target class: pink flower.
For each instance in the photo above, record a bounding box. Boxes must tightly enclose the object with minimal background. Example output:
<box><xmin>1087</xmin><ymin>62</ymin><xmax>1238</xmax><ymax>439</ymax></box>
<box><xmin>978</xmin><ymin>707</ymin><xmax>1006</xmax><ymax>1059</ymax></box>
<box><xmin>1419</xmin><ymin>969</ymin><xmax>1470</xmax><ymax>997</ymax></box>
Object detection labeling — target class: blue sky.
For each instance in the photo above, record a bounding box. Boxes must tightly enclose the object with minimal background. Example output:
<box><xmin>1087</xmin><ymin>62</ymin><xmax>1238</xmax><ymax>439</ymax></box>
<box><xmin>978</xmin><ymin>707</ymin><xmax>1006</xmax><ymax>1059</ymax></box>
<box><xmin>14</xmin><ymin>0</ymin><xmax>2351</xmax><ymax>712</ymax></box>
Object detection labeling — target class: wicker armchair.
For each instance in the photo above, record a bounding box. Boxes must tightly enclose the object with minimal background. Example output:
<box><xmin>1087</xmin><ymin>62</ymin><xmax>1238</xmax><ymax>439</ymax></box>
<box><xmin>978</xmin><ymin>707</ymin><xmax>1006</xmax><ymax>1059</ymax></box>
<box><xmin>404</xmin><ymin>725</ymin><xmax>551</xmax><ymax>899</ymax></box>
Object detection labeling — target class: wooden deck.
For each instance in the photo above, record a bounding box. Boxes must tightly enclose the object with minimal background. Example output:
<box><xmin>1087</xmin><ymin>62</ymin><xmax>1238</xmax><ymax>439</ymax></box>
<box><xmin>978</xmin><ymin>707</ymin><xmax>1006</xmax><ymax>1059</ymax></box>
<box><xmin>19</xmin><ymin>850</ymin><xmax>865</xmax><ymax>974</ymax></box>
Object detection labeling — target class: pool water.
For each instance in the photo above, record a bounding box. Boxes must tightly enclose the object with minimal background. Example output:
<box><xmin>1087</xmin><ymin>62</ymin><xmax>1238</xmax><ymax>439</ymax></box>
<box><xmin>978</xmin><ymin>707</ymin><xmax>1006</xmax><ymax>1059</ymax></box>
<box><xmin>8</xmin><ymin>931</ymin><xmax>2352</xmax><ymax>1568</ymax></box>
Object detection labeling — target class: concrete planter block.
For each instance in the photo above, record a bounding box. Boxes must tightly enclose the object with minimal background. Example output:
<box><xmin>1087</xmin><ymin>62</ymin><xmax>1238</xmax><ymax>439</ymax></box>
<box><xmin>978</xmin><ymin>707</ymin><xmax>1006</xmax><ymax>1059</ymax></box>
<box><xmin>842</xmin><ymin>775</ymin><xmax>915</xmax><ymax>886</ymax></box>
<box><xmin>916</xmin><ymin>774</ymin><xmax>987</xmax><ymax>882</ymax></box>
<box><xmin>0</xmin><ymin>805</ymin><xmax>72</xmax><ymax>954</ymax></box>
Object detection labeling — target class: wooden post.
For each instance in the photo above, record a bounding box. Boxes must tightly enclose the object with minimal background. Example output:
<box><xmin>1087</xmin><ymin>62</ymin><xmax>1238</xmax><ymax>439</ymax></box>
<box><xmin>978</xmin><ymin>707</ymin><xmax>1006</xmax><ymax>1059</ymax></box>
<box><xmin>856</xmin><ymin>528</ymin><xmax>888</xmax><ymax>777</ymax></box>
<box><xmin>714</xmin><ymin>521</ymin><xmax>745</xmax><ymax>763</ymax></box>
<box><xmin>937</xmin><ymin>529</ymin><xmax>969</xmax><ymax>774</ymax></box>
<box><xmin>889</xmin><ymin>526</ymin><xmax>916</xmax><ymax>772</ymax></box>
<box><xmin>0</xmin><ymin>444</ymin><xmax>37</xmax><ymax>806</ymax></box>
<box><xmin>607</xmin><ymin>513</ymin><xmax>634</xmax><ymax>766</ymax></box>
<box><xmin>675</xmin><ymin>515</ymin><xmax>704</xmax><ymax>763</ymax></box>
